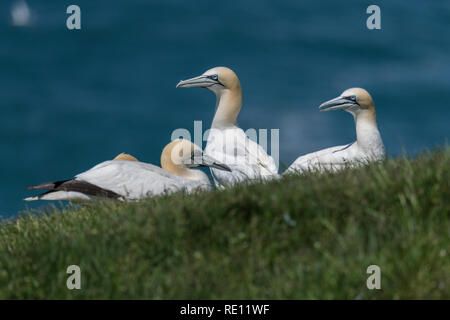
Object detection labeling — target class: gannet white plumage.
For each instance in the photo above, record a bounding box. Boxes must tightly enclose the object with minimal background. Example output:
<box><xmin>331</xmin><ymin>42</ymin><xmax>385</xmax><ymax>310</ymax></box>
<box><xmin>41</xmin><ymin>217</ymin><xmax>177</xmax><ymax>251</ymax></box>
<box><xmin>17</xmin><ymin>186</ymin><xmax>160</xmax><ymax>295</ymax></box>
<box><xmin>24</xmin><ymin>139</ymin><xmax>230</xmax><ymax>201</ymax></box>
<box><xmin>176</xmin><ymin>66</ymin><xmax>279</xmax><ymax>187</ymax></box>
<box><xmin>285</xmin><ymin>88</ymin><xmax>385</xmax><ymax>174</ymax></box>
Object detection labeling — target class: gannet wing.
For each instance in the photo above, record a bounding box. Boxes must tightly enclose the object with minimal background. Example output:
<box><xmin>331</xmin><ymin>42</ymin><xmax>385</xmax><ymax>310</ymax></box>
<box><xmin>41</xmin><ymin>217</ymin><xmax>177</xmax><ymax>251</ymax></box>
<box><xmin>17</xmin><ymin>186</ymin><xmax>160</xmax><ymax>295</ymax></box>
<box><xmin>24</xmin><ymin>179</ymin><xmax>121</xmax><ymax>201</ymax></box>
<box><xmin>206</xmin><ymin>127</ymin><xmax>278</xmax><ymax>185</ymax></box>
<box><xmin>228</xmin><ymin>128</ymin><xmax>278</xmax><ymax>176</ymax></box>
<box><xmin>285</xmin><ymin>143</ymin><xmax>357</xmax><ymax>173</ymax></box>
<box><xmin>75</xmin><ymin>160</ymin><xmax>184</xmax><ymax>199</ymax></box>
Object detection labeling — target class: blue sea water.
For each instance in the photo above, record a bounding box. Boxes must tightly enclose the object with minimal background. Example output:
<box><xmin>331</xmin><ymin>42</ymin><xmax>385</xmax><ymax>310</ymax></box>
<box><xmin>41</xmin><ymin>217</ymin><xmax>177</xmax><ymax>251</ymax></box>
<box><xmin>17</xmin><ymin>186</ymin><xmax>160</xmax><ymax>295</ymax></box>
<box><xmin>0</xmin><ymin>0</ymin><xmax>449</xmax><ymax>217</ymax></box>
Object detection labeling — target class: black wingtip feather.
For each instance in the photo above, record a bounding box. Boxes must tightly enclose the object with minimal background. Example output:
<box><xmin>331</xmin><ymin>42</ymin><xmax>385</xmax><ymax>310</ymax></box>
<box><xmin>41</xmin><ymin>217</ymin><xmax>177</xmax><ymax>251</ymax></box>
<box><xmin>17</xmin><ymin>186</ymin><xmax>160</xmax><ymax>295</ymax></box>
<box><xmin>25</xmin><ymin>179</ymin><xmax>120</xmax><ymax>199</ymax></box>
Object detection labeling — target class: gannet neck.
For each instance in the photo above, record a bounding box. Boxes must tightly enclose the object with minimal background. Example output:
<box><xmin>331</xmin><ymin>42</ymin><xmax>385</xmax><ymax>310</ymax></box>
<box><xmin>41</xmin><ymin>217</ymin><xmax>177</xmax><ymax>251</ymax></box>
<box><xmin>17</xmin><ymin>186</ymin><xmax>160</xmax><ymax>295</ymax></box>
<box><xmin>354</xmin><ymin>109</ymin><xmax>383</xmax><ymax>153</ymax></box>
<box><xmin>165</xmin><ymin>164</ymin><xmax>206</xmax><ymax>181</ymax></box>
<box><xmin>212</xmin><ymin>86</ymin><xmax>242</xmax><ymax>129</ymax></box>
<box><xmin>178</xmin><ymin>168</ymin><xmax>210</xmax><ymax>182</ymax></box>
<box><xmin>164</xmin><ymin>163</ymin><xmax>207</xmax><ymax>182</ymax></box>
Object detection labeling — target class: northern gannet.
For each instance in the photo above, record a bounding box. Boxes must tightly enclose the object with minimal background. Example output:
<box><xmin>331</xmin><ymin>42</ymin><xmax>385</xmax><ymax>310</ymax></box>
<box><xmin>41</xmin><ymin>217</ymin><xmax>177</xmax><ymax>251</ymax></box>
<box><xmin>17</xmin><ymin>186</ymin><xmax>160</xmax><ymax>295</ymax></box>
<box><xmin>285</xmin><ymin>88</ymin><xmax>385</xmax><ymax>173</ymax></box>
<box><xmin>113</xmin><ymin>153</ymin><xmax>139</xmax><ymax>161</ymax></box>
<box><xmin>176</xmin><ymin>67</ymin><xmax>279</xmax><ymax>187</ymax></box>
<box><xmin>25</xmin><ymin>139</ymin><xmax>230</xmax><ymax>201</ymax></box>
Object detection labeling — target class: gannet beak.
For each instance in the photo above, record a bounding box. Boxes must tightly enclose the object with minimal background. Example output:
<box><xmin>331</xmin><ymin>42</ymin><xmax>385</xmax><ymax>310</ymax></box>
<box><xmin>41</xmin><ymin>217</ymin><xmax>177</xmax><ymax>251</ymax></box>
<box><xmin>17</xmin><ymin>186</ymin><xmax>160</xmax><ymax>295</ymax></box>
<box><xmin>176</xmin><ymin>75</ymin><xmax>220</xmax><ymax>88</ymax></box>
<box><xmin>205</xmin><ymin>161</ymin><xmax>232</xmax><ymax>172</ymax></box>
<box><xmin>184</xmin><ymin>153</ymin><xmax>231</xmax><ymax>171</ymax></box>
<box><xmin>319</xmin><ymin>96</ymin><xmax>357</xmax><ymax>112</ymax></box>
<box><xmin>201</xmin><ymin>154</ymin><xmax>231</xmax><ymax>171</ymax></box>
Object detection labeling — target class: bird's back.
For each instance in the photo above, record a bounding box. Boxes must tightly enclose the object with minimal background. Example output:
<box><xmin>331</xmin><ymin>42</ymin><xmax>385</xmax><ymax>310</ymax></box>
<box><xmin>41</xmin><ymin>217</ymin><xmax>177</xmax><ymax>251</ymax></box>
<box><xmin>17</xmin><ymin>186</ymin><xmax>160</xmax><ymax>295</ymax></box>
<box><xmin>285</xmin><ymin>142</ymin><xmax>359</xmax><ymax>174</ymax></box>
<box><xmin>76</xmin><ymin>160</ymin><xmax>186</xmax><ymax>199</ymax></box>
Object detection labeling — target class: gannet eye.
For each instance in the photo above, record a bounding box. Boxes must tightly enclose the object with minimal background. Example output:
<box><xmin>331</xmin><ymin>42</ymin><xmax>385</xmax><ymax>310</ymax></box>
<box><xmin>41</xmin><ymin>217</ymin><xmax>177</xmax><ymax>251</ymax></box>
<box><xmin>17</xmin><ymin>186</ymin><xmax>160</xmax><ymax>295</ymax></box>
<box><xmin>208</xmin><ymin>74</ymin><xmax>218</xmax><ymax>81</ymax></box>
<box><xmin>349</xmin><ymin>95</ymin><xmax>357</xmax><ymax>101</ymax></box>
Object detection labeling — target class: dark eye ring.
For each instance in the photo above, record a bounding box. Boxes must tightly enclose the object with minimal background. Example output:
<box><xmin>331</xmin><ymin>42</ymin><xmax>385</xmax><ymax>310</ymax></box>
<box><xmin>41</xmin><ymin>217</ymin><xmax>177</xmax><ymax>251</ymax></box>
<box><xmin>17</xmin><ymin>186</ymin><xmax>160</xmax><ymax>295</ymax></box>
<box><xmin>208</xmin><ymin>74</ymin><xmax>218</xmax><ymax>81</ymax></box>
<box><xmin>350</xmin><ymin>95</ymin><xmax>357</xmax><ymax>101</ymax></box>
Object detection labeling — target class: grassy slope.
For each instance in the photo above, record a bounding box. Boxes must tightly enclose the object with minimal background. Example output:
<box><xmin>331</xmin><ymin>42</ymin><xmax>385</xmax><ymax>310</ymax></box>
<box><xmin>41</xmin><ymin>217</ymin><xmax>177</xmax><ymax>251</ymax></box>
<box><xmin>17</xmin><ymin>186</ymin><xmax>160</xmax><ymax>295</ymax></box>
<box><xmin>0</xmin><ymin>149</ymin><xmax>448</xmax><ymax>299</ymax></box>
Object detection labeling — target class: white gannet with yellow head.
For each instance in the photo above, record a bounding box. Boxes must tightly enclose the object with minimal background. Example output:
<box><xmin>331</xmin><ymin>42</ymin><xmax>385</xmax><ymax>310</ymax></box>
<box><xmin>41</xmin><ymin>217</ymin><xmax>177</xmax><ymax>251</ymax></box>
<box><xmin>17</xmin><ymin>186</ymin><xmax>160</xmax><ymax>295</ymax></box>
<box><xmin>285</xmin><ymin>88</ymin><xmax>385</xmax><ymax>173</ymax></box>
<box><xmin>176</xmin><ymin>66</ymin><xmax>279</xmax><ymax>187</ymax></box>
<box><xmin>25</xmin><ymin>139</ymin><xmax>230</xmax><ymax>201</ymax></box>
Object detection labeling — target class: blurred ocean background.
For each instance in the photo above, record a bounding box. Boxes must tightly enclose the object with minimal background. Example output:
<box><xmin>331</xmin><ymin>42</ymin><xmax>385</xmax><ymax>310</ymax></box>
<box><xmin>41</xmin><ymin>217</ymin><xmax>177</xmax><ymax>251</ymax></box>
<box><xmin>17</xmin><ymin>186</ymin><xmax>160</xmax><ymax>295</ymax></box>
<box><xmin>0</xmin><ymin>0</ymin><xmax>449</xmax><ymax>217</ymax></box>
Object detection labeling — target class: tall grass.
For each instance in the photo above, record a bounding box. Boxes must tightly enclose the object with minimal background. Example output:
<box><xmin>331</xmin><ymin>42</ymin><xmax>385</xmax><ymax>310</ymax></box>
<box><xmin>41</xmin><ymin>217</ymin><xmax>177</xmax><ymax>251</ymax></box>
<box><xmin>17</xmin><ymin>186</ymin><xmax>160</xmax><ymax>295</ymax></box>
<box><xmin>0</xmin><ymin>148</ymin><xmax>448</xmax><ymax>299</ymax></box>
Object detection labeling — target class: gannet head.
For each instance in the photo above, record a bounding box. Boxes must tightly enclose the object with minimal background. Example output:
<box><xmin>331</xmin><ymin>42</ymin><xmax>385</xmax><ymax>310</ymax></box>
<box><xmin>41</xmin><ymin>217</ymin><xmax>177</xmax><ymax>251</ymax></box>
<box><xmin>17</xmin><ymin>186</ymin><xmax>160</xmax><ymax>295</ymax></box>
<box><xmin>177</xmin><ymin>67</ymin><xmax>242</xmax><ymax>127</ymax></box>
<box><xmin>176</xmin><ymin>66</ymin><xmax>241</xmax><ymax>95</ymax></box>
<box><xmin>113</xmin><ymin>153</ymin><xmax>139</xmax><ymax>161</ymax></box>
<box><xmin>161</xmin><ymin>139</ymin><xmax>231</xmax><ymax>180</ymax></box>
<box><xmin>319</xmin><ymin>88</ymin><xmax>375</xmax><ymax>116</ymax></box>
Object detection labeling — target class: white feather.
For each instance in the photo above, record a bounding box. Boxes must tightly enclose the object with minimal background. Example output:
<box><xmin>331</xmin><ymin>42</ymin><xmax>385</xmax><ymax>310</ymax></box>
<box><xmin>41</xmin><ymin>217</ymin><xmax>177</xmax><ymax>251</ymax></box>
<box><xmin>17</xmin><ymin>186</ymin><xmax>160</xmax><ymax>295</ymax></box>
<box><xmin>206</xmin><ymin>126</ymin><xmax>279</xmax><ymax>187</ymax></box>
<box><xmin>75</xmin><ymin>160</ymin><xmax>210</xmax><ymax>200</ymax></box>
